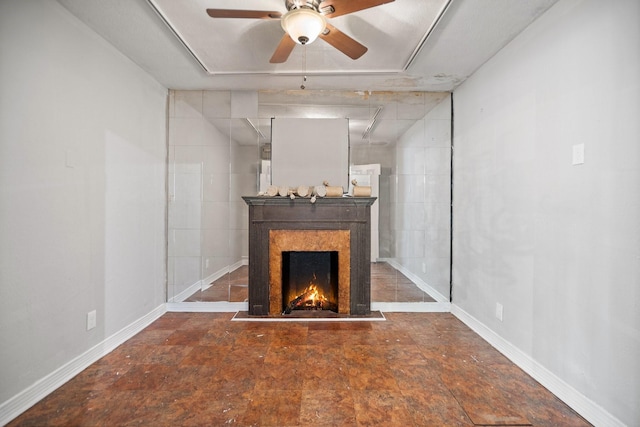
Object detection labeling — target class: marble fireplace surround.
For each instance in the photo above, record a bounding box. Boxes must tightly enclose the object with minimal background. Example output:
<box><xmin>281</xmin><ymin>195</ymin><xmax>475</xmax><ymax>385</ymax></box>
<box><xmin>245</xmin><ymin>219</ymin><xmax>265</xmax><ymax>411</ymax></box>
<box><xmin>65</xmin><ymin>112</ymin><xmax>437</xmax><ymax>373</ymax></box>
<box><xmin>243</xmin><ymin>196</ymin><xmax>376</xmax><ymax>316</ymax></box>
<box><xmin>269</xmin><ymin>229</ymin><xmax>351</xmax><ymax>315</ymax></box>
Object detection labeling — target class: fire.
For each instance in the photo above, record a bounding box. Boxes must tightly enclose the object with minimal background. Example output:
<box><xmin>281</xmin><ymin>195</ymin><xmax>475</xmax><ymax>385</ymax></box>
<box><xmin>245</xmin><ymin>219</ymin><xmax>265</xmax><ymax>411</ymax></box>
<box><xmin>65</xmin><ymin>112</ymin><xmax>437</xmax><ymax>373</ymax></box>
<box><xmin>283</xmin><ymin>281</ymin><xmax>336</xmax><ymax>314</ymax></box>
<box><xmin>301</xmin><ymin>284</ymin><xmax>327</xmax><ymax>307</ymax></box>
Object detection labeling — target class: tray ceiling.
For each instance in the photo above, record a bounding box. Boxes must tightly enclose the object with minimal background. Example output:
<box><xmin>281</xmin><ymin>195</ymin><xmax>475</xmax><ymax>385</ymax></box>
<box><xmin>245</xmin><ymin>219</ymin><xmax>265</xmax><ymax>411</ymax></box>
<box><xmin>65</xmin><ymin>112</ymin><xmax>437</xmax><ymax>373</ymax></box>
<box><xmin>56</xmin><ymin>0</ymin><xmax>559</xmax><ymax>92</ymax></box>
<box><xmin>148</xmin><ymin>0</ymin><xmax>448</xmax><ymax>75</ymax></box>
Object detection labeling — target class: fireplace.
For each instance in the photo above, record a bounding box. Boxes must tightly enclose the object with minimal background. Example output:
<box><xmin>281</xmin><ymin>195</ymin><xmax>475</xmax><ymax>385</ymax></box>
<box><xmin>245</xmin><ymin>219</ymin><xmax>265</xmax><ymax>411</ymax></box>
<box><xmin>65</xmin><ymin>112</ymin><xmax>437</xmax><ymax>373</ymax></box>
<box><xmin>269</xmin><ymin>229</ymin><xmax>350</xmax><ymax>315</ymax></box>
<box><xmin>243</xmin><ymin>196</ymin><xmax>376</xmax><ymax>316</ymax></box>
<box><xmin>281</xmin><ymin>251</ymin><xmax>339</xmax><ymax>314</ymax></box>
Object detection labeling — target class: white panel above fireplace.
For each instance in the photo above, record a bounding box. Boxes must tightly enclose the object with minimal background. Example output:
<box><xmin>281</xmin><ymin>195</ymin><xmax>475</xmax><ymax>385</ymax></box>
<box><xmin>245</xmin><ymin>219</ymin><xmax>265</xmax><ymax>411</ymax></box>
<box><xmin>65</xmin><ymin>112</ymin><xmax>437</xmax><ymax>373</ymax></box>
<box><xmin>271</xmin><ymin>118</ymin><xmax>349</xmax><ymax>190</ymax></box>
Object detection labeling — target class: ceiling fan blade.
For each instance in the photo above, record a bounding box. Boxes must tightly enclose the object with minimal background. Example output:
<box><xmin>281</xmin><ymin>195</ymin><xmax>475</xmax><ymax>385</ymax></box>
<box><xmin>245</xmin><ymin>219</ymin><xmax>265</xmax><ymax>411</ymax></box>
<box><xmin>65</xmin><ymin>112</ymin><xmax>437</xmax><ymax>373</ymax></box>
<box><xmin>270</xmin><ymin>34</ymin><xmax>296</xmax><ymax>63</ymax></box>
<box><xmin>206</xmin><ymin>9</ymin><xmax>282</xmax><ymax>19</ymax></box>
<box><xmin>320</xmin><ymin>0</ymin><xmax>394</xmax><ymax>18</ymax></box>
<box><xmin>319</xmin><ymin>23</ymin><xmax>368</xmax><ymax>60</ymax></box>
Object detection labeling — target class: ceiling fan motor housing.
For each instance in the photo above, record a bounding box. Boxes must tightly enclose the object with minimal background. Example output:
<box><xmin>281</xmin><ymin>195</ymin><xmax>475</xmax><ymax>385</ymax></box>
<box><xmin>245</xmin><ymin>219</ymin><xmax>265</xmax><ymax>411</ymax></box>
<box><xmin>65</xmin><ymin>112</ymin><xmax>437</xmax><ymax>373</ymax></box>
<box><xmin>285</xmin><ymin>0</ymin><xmax>323</xmax><ymax>12</ymax></box>
<box><xmin>281</xmin><ymin>1</ymin><xmax>327</xmax><ymax>45</ymax></box>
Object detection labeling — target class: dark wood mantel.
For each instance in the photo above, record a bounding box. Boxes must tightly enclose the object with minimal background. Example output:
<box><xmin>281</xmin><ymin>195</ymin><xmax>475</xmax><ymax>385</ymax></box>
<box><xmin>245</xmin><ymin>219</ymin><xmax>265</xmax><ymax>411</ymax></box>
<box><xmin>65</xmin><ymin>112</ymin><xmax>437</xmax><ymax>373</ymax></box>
<box><xmin>243</xmin><ymin>196</ymin><xmax>376</xmax><ymax>316</ymax></box>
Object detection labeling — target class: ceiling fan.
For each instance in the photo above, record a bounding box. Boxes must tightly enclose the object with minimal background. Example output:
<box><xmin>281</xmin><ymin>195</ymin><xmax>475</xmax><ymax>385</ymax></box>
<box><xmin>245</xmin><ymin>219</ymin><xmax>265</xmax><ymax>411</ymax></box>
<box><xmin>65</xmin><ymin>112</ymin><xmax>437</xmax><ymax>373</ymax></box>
<box><xmin>206</xmin><ymin>0</ymin><xmax>395</xmax><ymax>63</ymax></box>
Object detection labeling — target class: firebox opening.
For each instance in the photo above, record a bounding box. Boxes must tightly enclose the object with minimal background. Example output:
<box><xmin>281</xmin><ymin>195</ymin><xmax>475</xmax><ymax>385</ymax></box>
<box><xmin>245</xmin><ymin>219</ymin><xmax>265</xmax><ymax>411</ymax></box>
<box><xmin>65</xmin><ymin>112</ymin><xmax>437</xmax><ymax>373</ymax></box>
<box><xmin>282</xmin><ymin>251</ymin><xmax>339</xmax><ymax>314</ymax></box>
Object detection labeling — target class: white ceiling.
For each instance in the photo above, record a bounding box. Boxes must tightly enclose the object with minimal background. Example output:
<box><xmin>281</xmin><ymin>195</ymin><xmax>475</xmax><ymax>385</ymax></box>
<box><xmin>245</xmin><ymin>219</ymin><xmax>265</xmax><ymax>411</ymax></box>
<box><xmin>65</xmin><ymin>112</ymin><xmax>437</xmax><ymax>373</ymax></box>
<box><xmin>149</xmin><ymin>0</ymin><xmax>448</xmax><ymax>75</ymax></box>
<box><xmin>56</xmin><ymin>0</ymin><xmax>559</xmax><ymax>92</ymax></box>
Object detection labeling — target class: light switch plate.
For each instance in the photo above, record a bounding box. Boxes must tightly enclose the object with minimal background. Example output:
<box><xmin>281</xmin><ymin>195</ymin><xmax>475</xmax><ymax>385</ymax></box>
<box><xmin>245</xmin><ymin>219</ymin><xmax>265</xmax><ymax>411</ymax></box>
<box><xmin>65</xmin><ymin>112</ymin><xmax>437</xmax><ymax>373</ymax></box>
<box><xmin>572</xmin><ymin>144</ymin><xmax>585</xmax><ymax>165</ymax></box>
<box><xmin>87</xmin><ymin>310</ymin><xmax>97</xmax><ymax>330</ymax></box>
<box><xmin>65</xmin><ymin>150</ymin><xmax>76</xmax><ymax>168</ymax></box>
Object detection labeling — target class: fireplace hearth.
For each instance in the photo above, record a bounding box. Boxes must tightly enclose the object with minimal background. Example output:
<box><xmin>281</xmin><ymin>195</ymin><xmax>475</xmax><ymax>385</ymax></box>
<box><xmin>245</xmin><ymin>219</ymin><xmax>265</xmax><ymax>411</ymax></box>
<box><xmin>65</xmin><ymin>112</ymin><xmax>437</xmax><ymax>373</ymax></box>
<box><xmin>243</xmin><ymin>196</ymin><xmax>376</xmax><ymax>316</ymax></box>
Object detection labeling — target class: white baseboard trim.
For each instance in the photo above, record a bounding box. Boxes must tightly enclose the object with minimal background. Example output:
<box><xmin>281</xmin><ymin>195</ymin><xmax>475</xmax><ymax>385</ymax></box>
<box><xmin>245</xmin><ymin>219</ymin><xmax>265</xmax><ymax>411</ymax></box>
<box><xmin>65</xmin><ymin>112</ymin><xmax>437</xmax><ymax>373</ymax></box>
<box><xmin>172</xmin><ymin>260</ymin><xmax>248</xmax><ymax>301</ymax></box>
<box><xmin>201</xmin><ymin>264</ymin><xmax>237</xmax><ymax>291</ymax></box>
<box><xmin>0</xmin><ymin>304</ymin><xmax>167</xmax><ymax>427</ymax></box>
<box><xmin>166</xmin><ymin>301</ymin><xmax>248</xmax><ymax>312</ymax></box>
<box><xmin>372</xmin><ymin>301</ymin><xmax>451</xmax><ymax>312</ymax></box>
<box><xmin>169</xmin><ymin>280</ymin><xmax>201</xmax><ymax>303</ymax></box>
<box><xmin>229</xmin><ymin>258</ymin><xmax>247</xmax><ymax>271</ymax></box>
<box><xmin>202</xmin><ymin>259</ymin><xmax>248</xmax><ymax>290</ymax></box>
<box><xmin>451</xmin><ymin>304</ymin><xmax>624</xmax><ymax>427</ymax></box>
<box><xmin>379</xmin><ymin>258</ymin><xmax>450</xmax><ymax>303</ymax></box>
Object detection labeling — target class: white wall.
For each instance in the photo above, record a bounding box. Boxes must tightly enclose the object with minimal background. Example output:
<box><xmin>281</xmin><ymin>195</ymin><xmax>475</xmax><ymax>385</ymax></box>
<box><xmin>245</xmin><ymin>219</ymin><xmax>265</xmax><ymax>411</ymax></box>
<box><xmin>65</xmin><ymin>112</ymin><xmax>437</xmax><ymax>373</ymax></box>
<box><xmin>452</xmin><ymin>0</ymin><xmax>639</xmax><ymax>424</ymax></box>
<box><xmin>0</xmin><ymin>0</ymin><xmax>167</xmax><ymax>410</ymax></box>
<box><xmin>393</xmin><ymin>96</ymin><xmax>452</xmax><ymax>300</ymax></box>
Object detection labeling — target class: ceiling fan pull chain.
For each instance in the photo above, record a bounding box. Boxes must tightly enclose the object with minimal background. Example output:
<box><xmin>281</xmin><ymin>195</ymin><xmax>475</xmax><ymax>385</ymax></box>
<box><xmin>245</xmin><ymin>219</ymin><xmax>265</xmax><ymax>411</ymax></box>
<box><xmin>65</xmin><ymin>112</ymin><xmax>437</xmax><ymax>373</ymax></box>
<box><xmin>301</xmin><ymin>44</ymin><xmax>307</xmax><ymax>89</ymax></box>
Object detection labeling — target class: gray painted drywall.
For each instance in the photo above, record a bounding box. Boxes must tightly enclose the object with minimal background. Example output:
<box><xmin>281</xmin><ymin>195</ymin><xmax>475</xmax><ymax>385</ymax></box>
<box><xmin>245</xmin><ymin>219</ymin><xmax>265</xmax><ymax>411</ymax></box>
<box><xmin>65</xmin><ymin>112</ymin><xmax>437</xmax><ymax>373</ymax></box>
<box><xmin>452</xmin><ymin>0</ymin><xmax>639</xmax><ymax>424</ymax></box>
<box><xmin>0</xmin><ymin>0</ymin><xmax>167</xmax><ymax>406</ymax></box>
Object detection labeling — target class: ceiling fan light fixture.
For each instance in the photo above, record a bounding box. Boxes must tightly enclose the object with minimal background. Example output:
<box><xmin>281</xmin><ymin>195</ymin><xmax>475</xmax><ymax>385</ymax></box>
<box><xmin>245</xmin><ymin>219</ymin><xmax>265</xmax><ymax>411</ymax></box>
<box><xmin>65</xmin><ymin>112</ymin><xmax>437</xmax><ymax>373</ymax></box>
<box><xmin>281</xmin><ymin>8</ymin><xmax>326</xmax><ymax>45</ymax></box>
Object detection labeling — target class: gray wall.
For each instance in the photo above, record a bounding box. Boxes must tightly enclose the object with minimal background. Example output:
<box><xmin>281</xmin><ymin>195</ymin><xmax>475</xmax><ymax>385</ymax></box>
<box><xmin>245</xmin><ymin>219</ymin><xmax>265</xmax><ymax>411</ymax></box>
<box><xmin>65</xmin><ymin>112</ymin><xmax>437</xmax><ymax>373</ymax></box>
<box><xmin>0</xmin><ymin>0</ymin><xmax>167</xmax><ymax>407</ymax></box>
<box><xmin>452</xmin><ymin>0</ymin><xmax>639</xmax><ymax>424</ymax></box>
